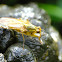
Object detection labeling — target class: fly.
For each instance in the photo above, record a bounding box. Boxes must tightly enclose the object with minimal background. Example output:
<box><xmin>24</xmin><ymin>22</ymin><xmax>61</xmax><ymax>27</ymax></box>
<box><xmin>0</xmin><ymin>17</ymin><xmax>41</xmax><ymax>49</ymax></box>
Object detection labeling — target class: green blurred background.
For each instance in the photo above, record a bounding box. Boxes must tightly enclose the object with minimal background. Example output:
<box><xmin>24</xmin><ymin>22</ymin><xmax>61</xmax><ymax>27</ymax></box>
<box><xmin>0</xmin><ymin>0</ymin><xmax>62</xmax><ymax>36</ymax></box>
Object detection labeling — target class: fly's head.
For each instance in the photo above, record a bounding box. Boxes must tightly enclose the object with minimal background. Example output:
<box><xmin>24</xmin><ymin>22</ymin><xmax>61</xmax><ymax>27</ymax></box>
<box><xmin>35</xmin><ymin>26</ymin><xmax>41</xmax><ymax>37</ymax></box>
<box><xmin>24</xmin><ymin>23</ymin><xmax>41</xmax><ymax>39</ymax></box>
<box><xmin>21</xmin><ymin>19</ymin><xmax>41</xmax><ymax>40</ymax></box>
<box><xmin>33</xmin><ymin>26</ymin><xmax>41</xmax><ymax>40</ymax></box>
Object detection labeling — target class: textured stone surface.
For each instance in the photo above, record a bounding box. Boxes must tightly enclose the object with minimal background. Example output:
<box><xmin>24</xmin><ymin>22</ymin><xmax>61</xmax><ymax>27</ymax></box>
<box><xmin>4</xmin><ymin>43</ymin><xmax>35</xmax><ymax>62</ymax></box>
<box><xmin>0</xmin><ymin>53</ymin><xmax>7</xmax><ymax>62</ymax></box>
<box><xmin>0</xmin><ymin>3</ymin><xmax>59</xmax><ymax>62</ymax></box>
<box><xmin>0</xmin><ymin>28</ymin><xmax>15</xmax><ymax>53</ymax></box>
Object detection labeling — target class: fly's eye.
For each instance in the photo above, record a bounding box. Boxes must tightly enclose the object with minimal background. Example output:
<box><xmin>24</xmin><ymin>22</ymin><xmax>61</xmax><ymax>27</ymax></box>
<box><xmin>36</xmin><ymin>31</ymin><xmax>40</xmax><ymax>33</ymax></box>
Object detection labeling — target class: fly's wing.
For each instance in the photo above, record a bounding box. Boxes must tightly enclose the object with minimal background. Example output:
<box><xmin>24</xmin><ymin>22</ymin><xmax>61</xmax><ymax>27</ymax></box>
<box><xmin>0</xmin><ymin>17</ymin><xmax>24</xmax><ymax>29</ymax></box>
<box><xmin>0</xmin><ymin>17</ymin><xmax>41</xmax><ymax>39</ymax></box>
<box><xmin>0</xmin><ymin>17</ymin><xmax>27</xmax><ymax>33</ymax></box>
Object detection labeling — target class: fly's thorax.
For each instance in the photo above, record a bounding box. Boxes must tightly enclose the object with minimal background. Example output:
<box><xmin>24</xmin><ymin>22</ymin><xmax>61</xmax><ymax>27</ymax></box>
<box><xmin>25</xmin><ymin>23</ymin><xmax>36</xmax><ymax>32</ymax></box>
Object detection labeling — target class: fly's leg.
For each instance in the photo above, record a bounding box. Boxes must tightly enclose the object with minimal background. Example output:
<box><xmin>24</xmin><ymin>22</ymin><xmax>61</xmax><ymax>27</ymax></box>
<box><xmin>38</xmin><ymin>37</ymin><xmax>42</xmax><ymax>44</ymax></box>
<box><xmin>38</xmin><ymin>27</ymin><xmax>42</xmax><ymax>44</ymax></box>
<box><xmin>22</xmin><ymin>33</ymin><xmax>25</xmax><ymax>49</ymax></box>
<box><xmin>21</xmin><ymin>26</ymin><xmax>27</xmax><ymax>49</ymax></box>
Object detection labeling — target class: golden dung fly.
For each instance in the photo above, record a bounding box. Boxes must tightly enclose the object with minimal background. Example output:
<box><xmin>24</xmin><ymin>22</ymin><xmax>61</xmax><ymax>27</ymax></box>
<box><xmin>0</xmin><ymin>17</ymin><xmax>41</xmax><ymax>49</ymax></box>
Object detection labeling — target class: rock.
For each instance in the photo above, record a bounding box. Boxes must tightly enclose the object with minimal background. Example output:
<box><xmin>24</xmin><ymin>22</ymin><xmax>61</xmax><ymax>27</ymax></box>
<box><xmin>49</xmin><ymin>26</ymin><xmax>62</xmax><ymax>61</ymax></box>
<box><xmin>0</xmin><ymin>53</ymin><xmax>7</xmax><ymax>62</ymax></box>
<box><xmin>0</xmin><ymin>3</ymin><xmax>59</xmax><ymax>62</ymax></box>
<box><xmin>4</xmin><ymin>43</ymin><xmax>35</xmax><ymax>62</ymax></box>
<box><xmin>0</xmin><ymin>28</ymin><xmax>15</xmax><ymax>53</ymax></box>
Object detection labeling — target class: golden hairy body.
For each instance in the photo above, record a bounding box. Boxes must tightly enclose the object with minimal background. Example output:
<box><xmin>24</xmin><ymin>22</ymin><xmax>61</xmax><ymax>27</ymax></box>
<box><xmin>0</xmin><ymin>17</ymin><xmax>41</xmax><ymax>48</ymax></box>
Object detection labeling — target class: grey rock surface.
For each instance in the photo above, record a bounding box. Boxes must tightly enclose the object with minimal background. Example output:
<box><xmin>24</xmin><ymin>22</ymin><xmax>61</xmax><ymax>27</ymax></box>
<box><xmin>0</xmin><ymin>3</ymin><xmax>60</xmax><ymax>62</ymax></box>
<box><xmin>0</xmin><ymin>53</ymin><xmax>7</xmax><ymax>62</ymax></box>
<box><xmin>0</xmin><ymin>28</ymin><xmax>15</xmax><ymax>53</ymax></box>
<box><xmin>4</xmin><ymin>43</ymin><xmax>35</xmax><ymax>62</ymax></box>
